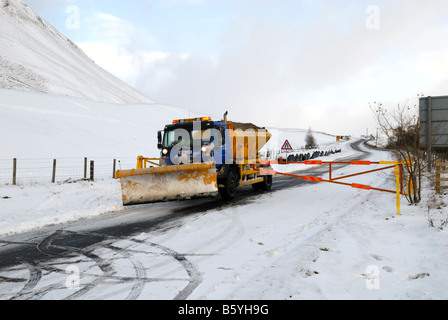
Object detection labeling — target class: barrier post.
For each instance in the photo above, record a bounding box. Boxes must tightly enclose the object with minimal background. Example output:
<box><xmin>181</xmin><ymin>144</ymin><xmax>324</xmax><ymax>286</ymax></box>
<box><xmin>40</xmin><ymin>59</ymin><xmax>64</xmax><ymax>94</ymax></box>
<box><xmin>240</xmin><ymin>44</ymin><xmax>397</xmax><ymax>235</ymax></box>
<box><xmin>84</xmin><ymin>158</ymin><xmax>87</xmax><ymax>180</ymax></box>
<box><xmin>137</xmin><ymin>156</ymin><xmax>144</xmax><ymax>169</ymax></box>
<box><xmin>90</xmin><ymin>160</ymin><xmax>94</xmax><ymax>182</ymax></box>
<box><xmin>52</xmin><ymin>159</ymin><xmax>57</xmax><ymax>183</ymax></box>
<box><xmin>408</xmin><ymin>159</ymin><xmax>414</xmax><ymax>196</ymax></box>
<box><xmin>395</xmin><ymin>165</ymin><xmax>401</xmax><ymax>216</ymax></box>
<box><xmin>13</xmin><ymin>158</ymin><xmax>17</xmax><ymax>186</ymax></box>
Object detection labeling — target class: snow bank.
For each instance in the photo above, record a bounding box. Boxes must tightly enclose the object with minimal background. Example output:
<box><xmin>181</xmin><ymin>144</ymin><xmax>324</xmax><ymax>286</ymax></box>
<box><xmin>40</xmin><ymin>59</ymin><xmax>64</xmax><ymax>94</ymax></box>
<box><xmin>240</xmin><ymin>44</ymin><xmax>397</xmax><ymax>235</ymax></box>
<box><xmin>0</xmin><ymin>179</ymin><xmax>122</xmax><ymax>236</ymax></box>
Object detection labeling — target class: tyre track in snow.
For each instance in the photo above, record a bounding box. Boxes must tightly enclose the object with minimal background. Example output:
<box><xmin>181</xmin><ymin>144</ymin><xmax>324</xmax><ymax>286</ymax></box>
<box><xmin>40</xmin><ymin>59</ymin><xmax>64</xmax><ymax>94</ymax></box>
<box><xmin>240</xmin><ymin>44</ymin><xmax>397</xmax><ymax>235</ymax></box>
<box><xmin>10</xmin><ymin>262</ymin><xmax>42</xmax><ymax>300</ymax></box>
<box><xmin>1</xmin><ymin>230</ymin><xmax>202</xmax><ymax>300</ymax></box>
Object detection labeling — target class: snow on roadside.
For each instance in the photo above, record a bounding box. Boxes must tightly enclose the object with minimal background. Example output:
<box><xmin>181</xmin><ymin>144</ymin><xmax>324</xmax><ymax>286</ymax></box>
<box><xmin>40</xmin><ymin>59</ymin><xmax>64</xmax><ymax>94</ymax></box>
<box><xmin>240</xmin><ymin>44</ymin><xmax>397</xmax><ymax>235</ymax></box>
<box><xmin>0</xmin><ymin>179</ymin><xmax>123</xmax><ymax>236</ymax></box>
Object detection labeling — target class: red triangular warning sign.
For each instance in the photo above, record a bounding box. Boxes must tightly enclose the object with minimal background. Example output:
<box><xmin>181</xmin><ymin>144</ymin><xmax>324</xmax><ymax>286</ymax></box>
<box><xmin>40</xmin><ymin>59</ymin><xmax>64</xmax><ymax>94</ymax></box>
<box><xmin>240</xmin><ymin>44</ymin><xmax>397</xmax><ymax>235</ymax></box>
<box><xmin>281</xmin><ymin>140</ymin><xmax>293</xmax><ymax>151</ymax></box>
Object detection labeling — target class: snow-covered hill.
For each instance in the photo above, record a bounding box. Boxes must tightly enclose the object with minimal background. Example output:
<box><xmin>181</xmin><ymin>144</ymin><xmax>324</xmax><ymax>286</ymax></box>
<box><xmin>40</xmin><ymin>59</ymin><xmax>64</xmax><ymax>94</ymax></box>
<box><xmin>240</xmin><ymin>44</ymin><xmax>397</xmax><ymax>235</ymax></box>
<box><xmin>0</xmin><ymin>0</ymin><xmax>153</xmax><ymax>104</ymax></box>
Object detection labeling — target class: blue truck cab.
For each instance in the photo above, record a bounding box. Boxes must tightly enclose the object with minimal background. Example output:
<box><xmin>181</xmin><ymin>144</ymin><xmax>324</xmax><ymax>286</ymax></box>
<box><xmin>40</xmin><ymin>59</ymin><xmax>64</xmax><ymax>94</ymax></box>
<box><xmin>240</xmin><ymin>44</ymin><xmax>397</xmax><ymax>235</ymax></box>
<box><xmin>157</xmin><ymin>117</ymin><xmax>232</xmax><ymax>170</ymax></box>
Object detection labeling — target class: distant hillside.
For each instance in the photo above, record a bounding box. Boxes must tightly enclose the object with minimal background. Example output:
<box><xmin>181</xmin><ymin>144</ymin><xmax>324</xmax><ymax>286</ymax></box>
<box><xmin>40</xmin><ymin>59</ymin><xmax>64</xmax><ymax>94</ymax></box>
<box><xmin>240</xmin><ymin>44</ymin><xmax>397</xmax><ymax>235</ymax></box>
<box><xmin>0</xmin><ymin>0</ymin><xmax>153</xmax><ymax>104</ymax></box>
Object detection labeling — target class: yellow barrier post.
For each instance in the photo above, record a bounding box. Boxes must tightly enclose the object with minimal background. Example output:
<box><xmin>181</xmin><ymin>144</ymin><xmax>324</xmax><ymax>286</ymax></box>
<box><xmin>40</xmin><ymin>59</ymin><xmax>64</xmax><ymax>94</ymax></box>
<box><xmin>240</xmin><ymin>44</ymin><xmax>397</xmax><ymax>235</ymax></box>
<box><xmin>407</xmin><ymin>159</ymin><xmax>413</xmax><ymax>196</ymax></box>
<box><xmin>137</xmin><ymin>156</ymin><xmax>144</xmax><ymax>169</ymax></box>
<box><xmin>395</xmin><ymin>165</ymin><xmax>401</xmax><ymax>216</ymax></box>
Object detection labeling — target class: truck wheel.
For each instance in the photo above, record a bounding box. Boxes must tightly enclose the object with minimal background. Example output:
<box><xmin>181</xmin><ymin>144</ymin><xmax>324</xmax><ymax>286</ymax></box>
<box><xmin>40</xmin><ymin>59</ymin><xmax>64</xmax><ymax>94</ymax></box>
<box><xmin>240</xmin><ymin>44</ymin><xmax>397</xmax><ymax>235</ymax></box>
<box><xmin>219</xmin><ymin>169</ymin><xmax>239</xmax><ymax>201</ymax></box>
<box><xmin>252</xmin><ymin>175</ymin><xmax>273</xmax><ymax>192</ymax></box>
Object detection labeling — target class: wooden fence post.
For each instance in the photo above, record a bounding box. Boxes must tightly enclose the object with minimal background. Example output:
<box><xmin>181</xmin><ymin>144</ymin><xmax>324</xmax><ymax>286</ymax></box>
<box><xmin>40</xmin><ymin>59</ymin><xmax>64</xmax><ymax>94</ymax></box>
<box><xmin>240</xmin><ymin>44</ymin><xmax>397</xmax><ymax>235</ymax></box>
<box><xmin>90</xmin><ymin>160</ymin><xmax>94</xmax><ymax>182</ymax></box>
<box><xmin>113</xmin><ymin>159</ymin><xmax>116</xmax><ymax>179</ymax></box>
<box><xmin>84</xmin><ymin>157</ymin><xmax>87</xmax><ymax>180</ymax></box>
<box><xmin>13</xmin><ymin>158</ymin><xmax>17</xmax><ymax>186</ymax></box>
<box><xmin>52</xmin><ymin>159</ymin><xmax>57</xmax><ymax>183</ymax></box>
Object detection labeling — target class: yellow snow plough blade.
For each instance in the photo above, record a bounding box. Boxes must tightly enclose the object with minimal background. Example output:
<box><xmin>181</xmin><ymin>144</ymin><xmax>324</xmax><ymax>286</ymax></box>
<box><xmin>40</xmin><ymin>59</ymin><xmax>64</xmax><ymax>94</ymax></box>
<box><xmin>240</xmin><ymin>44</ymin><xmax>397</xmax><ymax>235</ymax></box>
<box><xmin>116</xmin><ymin>163</ymin><xmax>218</xmax><ymax>205</ymax></box>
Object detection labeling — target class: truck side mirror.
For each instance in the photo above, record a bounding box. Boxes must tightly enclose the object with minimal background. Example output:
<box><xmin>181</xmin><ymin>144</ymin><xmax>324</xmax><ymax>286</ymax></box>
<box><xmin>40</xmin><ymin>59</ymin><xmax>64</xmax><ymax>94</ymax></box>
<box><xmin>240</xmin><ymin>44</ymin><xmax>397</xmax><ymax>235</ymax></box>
<box><xmin>157</xmin><ymin>131</ymin><xmax>163</xmax><ymax>149</ymax></box>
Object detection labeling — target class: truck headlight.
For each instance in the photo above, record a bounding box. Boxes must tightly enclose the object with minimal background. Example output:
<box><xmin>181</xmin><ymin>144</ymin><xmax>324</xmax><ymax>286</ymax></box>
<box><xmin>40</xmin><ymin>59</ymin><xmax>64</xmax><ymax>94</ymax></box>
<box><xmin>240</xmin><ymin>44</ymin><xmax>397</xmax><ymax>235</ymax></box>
<box><xmin>162</xmin><ymin>149</ymin><xmax>168</xmax><ymax>155</ymax></box>
<box><xmin>201</xmin><ymin>146</ymin><xmax>207</xmax><ymax>153</ymax></box>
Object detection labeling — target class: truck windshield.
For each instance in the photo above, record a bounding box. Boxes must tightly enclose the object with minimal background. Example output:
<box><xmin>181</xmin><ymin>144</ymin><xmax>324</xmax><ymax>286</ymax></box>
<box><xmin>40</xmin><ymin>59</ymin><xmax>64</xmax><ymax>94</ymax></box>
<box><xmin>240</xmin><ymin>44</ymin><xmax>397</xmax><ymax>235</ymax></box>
<box><xmin>163</xmin><ymin>129</ymin><xmax>213</xmax><ymax>148</ymax></box>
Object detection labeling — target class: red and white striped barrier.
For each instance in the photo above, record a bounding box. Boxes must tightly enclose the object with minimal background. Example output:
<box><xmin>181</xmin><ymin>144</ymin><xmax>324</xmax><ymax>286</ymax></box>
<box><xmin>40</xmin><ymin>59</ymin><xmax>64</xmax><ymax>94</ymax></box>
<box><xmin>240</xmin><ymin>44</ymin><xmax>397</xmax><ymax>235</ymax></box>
<box><xmin>304</xmin><ymin>176</ymin><xmax>323</xmax><ymax>182</ymax></box>
<box><xmin>351</xmin><ymin>183</ymin><xmax>371</xmax><ymax>190</ymax></box>
<box><xmin>351</xmin><ymin>160</ymin><xmax>371</xmax><ymax>165</ymax></box>
<box><xmin>259</xmin><ymin>168</ymin><xmax>277</xmax><ymax>176</ymax></box>
<box><xmin>259</xmin><ymin>160</ymin><xmax>278</xmax><ymax>166</ymax></box>
<box><xmin>305</xmin><ymin>160</ymin><xmax>323</xmax><ymax>165</ymax></box>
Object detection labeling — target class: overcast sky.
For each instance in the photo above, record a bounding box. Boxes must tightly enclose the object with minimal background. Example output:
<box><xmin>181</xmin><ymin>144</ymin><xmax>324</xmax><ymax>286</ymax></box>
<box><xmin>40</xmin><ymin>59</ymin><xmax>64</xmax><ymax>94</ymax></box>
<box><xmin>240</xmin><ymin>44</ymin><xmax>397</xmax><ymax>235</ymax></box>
<box><xmin>23</xmin><ymin>0</ymin><xmax>448</xmax><ymax>136</ymax></box>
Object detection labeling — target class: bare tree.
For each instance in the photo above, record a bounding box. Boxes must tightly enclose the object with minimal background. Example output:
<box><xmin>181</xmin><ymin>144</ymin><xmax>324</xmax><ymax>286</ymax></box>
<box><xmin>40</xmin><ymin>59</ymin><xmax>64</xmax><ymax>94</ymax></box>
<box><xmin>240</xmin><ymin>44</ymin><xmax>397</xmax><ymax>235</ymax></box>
<box><xmin>370</xmin><ymin>97</ymin><xmax>426</xmax><ymax>204</ymax></box>
<box><xmin>305</xmin><ymin>127</ymin><xmax>317</xmax><ymax>149</ymax></box>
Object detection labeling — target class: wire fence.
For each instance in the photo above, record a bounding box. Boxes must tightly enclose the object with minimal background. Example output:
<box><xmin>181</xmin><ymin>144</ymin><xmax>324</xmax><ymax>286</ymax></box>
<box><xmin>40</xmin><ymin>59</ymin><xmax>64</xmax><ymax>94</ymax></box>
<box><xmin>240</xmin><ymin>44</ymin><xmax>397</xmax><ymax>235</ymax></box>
<box><xmin>1</xmin><ymin>149</ymin><xmax>343</xmax><ymax>186</ymax></box>
<box><xmin>0</xmin><ymin>157</ymin><xmax>139</xmax><ymax>186</ymax></box>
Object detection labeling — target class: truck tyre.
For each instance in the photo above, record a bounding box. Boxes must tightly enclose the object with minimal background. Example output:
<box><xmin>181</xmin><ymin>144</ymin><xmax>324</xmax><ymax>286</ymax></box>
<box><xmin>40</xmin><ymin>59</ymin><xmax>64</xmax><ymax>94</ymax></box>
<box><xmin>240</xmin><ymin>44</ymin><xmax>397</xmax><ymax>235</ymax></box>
<box><xmin>219</xmin><ymin>169</ymin><xmax>239</xmax><ymax>201</ymax></box>
<box><xmin>252</xmin><ymin>175</ymin><xmax>273</xmax><ymax>192</ymax></box>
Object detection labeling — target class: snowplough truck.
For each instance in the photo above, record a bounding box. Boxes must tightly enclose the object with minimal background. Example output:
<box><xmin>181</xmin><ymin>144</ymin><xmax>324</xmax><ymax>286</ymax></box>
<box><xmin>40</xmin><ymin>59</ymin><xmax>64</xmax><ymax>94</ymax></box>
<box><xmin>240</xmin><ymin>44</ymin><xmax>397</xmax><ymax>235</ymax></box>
<box><xmin>115</xmin><ymin>112</ymin><xmax>273</xmax><ymax>205</ymax></box>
